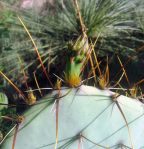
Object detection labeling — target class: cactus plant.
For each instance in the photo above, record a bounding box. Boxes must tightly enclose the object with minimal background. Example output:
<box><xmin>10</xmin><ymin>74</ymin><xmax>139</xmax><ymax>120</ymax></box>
<box><xmin>1</xmin><ymin>28</ymin><xmax>144</xmax><ymax>149</ymax></box>
<box><xmin>0</xmin><ymin>0</ymin><xmax>144</xmax><ymax>149</ymax></box>
<box><xmin>1</xmin><ymin>85</ymin><xmax>144</xmax><ymax>149</ymax></box>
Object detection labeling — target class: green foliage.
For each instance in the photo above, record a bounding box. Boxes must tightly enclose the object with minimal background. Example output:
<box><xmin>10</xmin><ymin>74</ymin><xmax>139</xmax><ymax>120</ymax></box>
<box><xmin>0</xmin><ymin>92</ymin><xmax>8</xmax><ymax>111</ymax></box>
<box><xmin>0</xmin><ymin>0</ymin><xmax>143</xmax><ymax>86</ymax></box>
<box><xmin>0</xmin><ymin>3</ymin><xmax>23</xmax><ymax>85</ymax></box>
<box><xmin>134</xmin><ymin>1</ymin><xmax>144</xmax><ymax>31</ymax></box>
<box><xmin>0</xmin><ymin>91</ymin><xmax>16</xmax><ymax>142</ymax></box>
<box><xmin>0</xmin><ymin>108</ymin><xmax>16</xmax><ymax>140</ymax></box>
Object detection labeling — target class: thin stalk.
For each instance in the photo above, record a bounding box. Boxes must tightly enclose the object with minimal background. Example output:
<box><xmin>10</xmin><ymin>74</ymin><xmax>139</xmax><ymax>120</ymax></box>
<box><xmin>18</xmin><ymin>56</ymin><xmax>29</xmax><ymax>90</ymax></box>
<box><xmin>33</xmin><ymin>71</ymin><xmax>43</xmax><ymax>97</ymax></box>
<box><xmin>18</xmin><ymin>16</ymin><xmax>54</xmax><ymax>88</ymax></box>
<box><xmin>54</xmin><ymin>80</ymin><xmax>61</xmax><ymax>149</ymax></box>
<box><xmin>0</xmin><ymin>71</ymin><xmax>27</xmax><ymax>102</ymax></box>
<box><xmin>73</xmin><ymin>0</ymin><xmax>87</xmax><ymax>37</ymax></box>
<box><xmin>82</xmin><ymin>135</ymin><xmax>109</xmax><ymax>149</ymax></box>
<box><xmin>89</xmin><ymin>55</ymin><xmax>97</xmax><ymax>84</ymax></box>
<box><xmin>112</xmin><ymin>94</ymin><xmax>134</xmax><ymax>149</ymax></box>
<box><xmin>117</xmin><ymin>56</ymin><xmax>130</xmax><ymax>86</ymax></box>
<box><xmin>12</xmin><ymin>125</ymin><xmax>19</xmax><ymax>149</ymax></box>
<box><xmin>113</xmin><ymin>72</ymin><xmax>124</xmax><ymax>88</ymax></box>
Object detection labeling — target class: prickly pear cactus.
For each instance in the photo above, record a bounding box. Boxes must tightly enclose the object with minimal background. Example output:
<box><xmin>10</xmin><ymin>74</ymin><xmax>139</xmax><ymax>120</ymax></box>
<box><xmin>1</xmin><ymin>1</ymin><xmax>144</xmax><ymax>148</ymax></box>
<box><xmin>1</xmin><ymin>85</ymin><xmax>144</xmax><ymax>149</ymax></box>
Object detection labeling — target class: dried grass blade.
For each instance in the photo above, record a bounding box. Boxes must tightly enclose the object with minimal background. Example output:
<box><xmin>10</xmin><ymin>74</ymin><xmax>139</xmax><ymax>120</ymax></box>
<box><xmin>117</xmin><ymin>56</ymin><xmax>130</xmax><ymax>86</ymax></box>
<box><xmin>33</xmin><ymin>71</ymin><xmax>43</xmax><ymax>97</ymax></box>
<box><xmin>18</xmin><ymin>16</ymin><xmax>53</xmax><ymax>88</ymax></box>
<box><xmin>0</xmin><ymin>71</ymin><xmax>26</xmax><ymax>102</ymax></box>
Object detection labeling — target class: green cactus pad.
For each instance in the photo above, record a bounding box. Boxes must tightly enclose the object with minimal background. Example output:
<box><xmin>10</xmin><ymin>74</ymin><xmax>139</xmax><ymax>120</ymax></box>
<box><xmin>1</xmin><ymin>85</ymin><xmax>144</xmax><ymax>148</ymax></box>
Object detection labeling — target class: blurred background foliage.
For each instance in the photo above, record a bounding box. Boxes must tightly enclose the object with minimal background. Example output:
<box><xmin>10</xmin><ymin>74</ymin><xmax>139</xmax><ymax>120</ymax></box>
<box><xmin>0</xmin><ymin>0</ymin><xmax>143</xmax><ymax>96</ymax></box>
